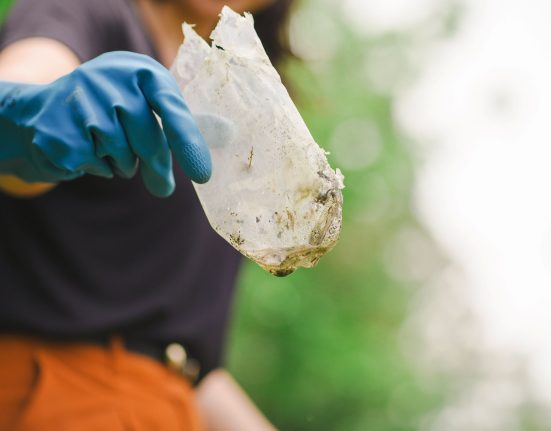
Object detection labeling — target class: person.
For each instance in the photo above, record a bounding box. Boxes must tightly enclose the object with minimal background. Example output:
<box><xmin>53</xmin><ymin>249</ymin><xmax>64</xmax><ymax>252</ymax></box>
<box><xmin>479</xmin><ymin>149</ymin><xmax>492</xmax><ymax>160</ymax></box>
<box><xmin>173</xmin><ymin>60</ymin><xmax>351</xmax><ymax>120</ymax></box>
<box><xmin>0</xmin><ymin>0</ymin><xmax>294</xmax><ymax>429</ymax></box>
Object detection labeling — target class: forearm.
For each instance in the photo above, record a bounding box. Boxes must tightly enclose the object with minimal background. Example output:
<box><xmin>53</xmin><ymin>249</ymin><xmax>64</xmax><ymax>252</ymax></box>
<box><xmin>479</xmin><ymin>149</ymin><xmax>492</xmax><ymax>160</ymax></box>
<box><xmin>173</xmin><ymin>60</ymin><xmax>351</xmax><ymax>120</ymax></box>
<box><xmin>0</xmin><ymin>38</ymin><xmax>80</xmax><ymax>197</ymax></box>
<box><xmin>196</xmin><ymin>369</ymin><xmax>277</xmax><ymax>431</ymax></box>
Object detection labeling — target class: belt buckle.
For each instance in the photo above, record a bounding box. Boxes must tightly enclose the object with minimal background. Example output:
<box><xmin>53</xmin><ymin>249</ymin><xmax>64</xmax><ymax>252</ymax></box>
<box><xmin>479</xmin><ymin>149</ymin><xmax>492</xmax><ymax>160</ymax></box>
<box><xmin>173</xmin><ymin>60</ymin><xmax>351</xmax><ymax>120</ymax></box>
<box><xmin>165</xmin><ymin>343</ymin><xmax>200</xmax><ymax>384</ymax></box>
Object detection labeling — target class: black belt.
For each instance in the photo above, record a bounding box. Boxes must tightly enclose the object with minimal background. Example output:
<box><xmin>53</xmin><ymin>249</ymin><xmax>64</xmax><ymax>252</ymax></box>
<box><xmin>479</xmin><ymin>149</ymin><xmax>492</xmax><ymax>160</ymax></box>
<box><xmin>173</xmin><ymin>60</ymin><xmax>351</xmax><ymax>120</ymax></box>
<box><xmin>98</xmin><ymin>336</ymin><xmax>201</xmax><ymax>384</ymax></box>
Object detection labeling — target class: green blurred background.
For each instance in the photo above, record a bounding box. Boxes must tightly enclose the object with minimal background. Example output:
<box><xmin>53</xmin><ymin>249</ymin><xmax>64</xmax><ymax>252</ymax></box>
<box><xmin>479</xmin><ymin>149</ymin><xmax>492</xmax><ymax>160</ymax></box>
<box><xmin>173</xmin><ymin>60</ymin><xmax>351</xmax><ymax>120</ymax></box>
<box><xmin>0</xmin><ymin>0</ymin><xmax>450</xmax><ymax>429</ymax></box>
<box><xmin>0</xmin><ymin>1</ymin><xmax>10</xmax><ymax>25</ymax></box>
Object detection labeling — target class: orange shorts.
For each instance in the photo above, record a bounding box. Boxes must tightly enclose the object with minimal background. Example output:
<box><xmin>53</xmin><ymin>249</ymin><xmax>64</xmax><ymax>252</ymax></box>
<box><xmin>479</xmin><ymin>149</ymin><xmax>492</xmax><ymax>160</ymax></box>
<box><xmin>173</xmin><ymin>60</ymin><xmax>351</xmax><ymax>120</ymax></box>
<box><xmin>0</xmin><ymin>335</ymin><xmax>205</xmax><ymax>431</ymax></box>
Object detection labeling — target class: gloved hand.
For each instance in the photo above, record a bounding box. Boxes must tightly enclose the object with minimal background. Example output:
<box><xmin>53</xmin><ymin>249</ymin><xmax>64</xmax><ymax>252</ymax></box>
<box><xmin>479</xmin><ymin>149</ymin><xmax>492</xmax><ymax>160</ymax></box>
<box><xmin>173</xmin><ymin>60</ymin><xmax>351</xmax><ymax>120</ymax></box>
<box><xmin>0</xmin><ymin>51</ymin><xmax>211</xmax><ymax>197</ymax></box>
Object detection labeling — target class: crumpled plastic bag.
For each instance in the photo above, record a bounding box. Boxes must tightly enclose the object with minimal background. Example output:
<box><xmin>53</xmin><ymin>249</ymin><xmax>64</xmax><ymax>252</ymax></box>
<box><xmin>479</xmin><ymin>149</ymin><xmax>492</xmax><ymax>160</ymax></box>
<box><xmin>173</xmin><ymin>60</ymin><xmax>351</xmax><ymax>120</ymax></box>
<box><xmin>171</xmin><ymin>6</ymin><xmax>344</xmax><ymax>276</ymax></box>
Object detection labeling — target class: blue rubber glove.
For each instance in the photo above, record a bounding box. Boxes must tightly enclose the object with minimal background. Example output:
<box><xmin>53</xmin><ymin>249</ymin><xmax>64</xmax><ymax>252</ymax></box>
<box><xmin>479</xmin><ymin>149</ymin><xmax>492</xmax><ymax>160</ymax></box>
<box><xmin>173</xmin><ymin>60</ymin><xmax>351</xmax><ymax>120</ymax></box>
<box><xmin>0</xmin><ymin>51</ymin><xmax>211</xmax><ymax>197</ymax></box>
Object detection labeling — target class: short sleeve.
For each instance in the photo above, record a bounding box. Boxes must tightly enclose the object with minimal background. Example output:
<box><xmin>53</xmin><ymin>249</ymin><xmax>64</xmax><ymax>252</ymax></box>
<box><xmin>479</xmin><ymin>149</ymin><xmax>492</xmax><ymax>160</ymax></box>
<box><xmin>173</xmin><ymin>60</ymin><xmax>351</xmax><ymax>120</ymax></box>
<box><xmin>0</xmin><ymin>0</ymin><xmax>119</xmax><ymax>62</ymax></box>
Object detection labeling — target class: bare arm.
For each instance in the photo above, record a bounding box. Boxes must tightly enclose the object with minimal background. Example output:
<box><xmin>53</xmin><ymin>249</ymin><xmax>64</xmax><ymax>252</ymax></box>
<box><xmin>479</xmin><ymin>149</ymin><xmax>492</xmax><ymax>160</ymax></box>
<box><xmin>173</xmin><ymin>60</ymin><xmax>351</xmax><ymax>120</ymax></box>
<box><xmin>196</xmin><ymin>369</ymin><xmax>278</xmax><ymax>431</ymax></box>
<box><xmin>0</xmin><ymin>37</ymin><xmax>80</xmax><ymax>197</ymax></box>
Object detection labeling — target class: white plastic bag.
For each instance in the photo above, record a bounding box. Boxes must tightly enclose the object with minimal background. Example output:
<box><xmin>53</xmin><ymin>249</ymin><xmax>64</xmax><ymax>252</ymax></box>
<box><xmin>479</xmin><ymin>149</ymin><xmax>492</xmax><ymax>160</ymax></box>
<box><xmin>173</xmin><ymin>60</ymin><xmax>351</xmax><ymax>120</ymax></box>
<box><xmin>171</xmin><ymin>6</ymin><xmax>344</xmax><ymax>276</ymax></box>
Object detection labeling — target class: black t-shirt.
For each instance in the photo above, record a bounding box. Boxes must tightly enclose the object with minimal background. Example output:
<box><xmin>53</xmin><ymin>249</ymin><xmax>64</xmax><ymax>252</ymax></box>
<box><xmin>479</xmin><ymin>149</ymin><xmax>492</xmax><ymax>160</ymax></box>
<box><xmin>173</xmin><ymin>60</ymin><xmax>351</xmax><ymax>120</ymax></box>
<box><xmin>0</xmin><ymin>0</ymin><xmax>242</xmax><ymax>379</ymax></box>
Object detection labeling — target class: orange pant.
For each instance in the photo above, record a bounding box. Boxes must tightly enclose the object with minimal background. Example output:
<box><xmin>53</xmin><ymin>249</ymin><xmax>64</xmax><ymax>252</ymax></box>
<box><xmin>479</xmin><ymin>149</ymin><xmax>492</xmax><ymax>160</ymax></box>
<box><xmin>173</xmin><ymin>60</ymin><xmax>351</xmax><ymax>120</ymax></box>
<box><xmin>0</xmin><ymin>336</ymin><xmax>205</xmax><ymax>431</ymax></box>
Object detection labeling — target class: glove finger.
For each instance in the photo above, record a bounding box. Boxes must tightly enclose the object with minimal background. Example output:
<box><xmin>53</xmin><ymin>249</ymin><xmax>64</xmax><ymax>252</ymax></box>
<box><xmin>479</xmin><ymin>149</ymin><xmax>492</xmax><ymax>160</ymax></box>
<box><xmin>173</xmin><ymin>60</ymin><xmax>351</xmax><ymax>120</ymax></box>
<box><xmin>117</xmin><ymin>104</ymin><xmax>175</xmax><ymax>198</ymax></box>
<box><xmin>137</xmin><ymin>69</ymin><xmax>212</xmax><ymax>184</ymax></box>
<box><xmin>81</xmin><ymin>163</ymin><xmax>114</xmax><ymax>178</ymax></box>
<box><xmin>89</xmin><ymin>118</ymin><xmax>138</xmax><ymax>179</ymax></box>
<box><xmin>29</xmin><ymin>145</ymin><xmax>84</xmax><ymax>182</ymax></box>
<box><xmin>33</xmin><ymin>134</ymin><xmax>112</xmax><ymax>179</ymax></box>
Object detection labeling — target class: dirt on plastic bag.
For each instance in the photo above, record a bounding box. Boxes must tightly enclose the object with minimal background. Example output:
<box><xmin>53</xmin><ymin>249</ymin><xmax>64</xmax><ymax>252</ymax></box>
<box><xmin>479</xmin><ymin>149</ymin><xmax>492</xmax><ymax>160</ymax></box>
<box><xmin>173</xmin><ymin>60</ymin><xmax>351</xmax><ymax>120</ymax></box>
<box><xmin>171</xmin><ymin>6</ymin><xmax>344</xmax><ymax>276</ymax></box>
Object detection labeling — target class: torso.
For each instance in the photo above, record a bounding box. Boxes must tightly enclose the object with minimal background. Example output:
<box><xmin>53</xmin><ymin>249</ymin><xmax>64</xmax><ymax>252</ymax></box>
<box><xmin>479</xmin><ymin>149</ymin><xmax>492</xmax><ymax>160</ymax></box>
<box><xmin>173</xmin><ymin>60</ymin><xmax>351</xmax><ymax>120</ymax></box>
<box><xmin>0</xmin><ymin>0</ymin><xmax>241</xmax><ymax>380</ymax></box>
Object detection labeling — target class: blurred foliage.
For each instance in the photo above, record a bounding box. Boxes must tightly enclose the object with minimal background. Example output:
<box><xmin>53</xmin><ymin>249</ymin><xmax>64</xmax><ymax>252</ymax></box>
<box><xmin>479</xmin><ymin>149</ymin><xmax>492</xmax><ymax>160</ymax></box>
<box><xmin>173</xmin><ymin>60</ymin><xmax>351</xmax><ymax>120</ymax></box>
<box><xmin>227</xmin><ymin>1</ymin><xmax>446</xmax><ymax>430</ymax></box>
<box><xmin>0</xmin><ymin>0</ymin><xmax>12</xmax><ymax>25</ymax></box>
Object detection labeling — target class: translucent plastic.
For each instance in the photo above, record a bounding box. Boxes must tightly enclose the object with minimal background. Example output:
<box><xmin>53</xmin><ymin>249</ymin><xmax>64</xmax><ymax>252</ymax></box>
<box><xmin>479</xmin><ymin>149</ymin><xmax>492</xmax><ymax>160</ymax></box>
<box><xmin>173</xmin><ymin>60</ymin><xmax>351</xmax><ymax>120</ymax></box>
<box><xmin>171</xmin><ymin>7</ymin><xmax>344</xmax><ymax>276</ymax></box>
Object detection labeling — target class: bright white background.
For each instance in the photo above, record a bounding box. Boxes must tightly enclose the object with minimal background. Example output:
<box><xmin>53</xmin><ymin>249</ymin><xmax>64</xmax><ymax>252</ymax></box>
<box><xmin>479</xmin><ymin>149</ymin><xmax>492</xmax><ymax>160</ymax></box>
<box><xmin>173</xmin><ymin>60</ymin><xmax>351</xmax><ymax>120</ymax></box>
<box><xmin>340</xmin><ymin>0</ymin><xmax>551</xmax><ymax>429</ymax></box>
